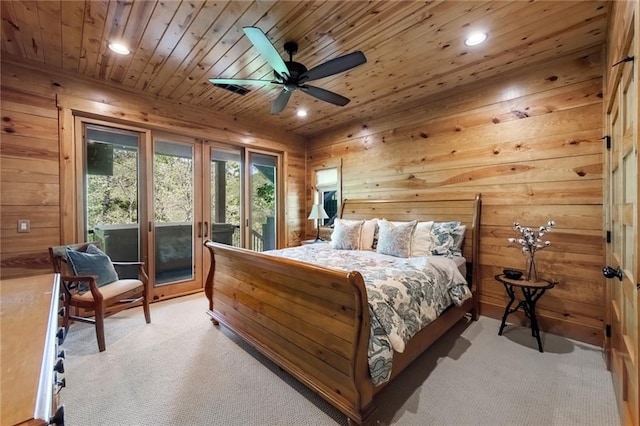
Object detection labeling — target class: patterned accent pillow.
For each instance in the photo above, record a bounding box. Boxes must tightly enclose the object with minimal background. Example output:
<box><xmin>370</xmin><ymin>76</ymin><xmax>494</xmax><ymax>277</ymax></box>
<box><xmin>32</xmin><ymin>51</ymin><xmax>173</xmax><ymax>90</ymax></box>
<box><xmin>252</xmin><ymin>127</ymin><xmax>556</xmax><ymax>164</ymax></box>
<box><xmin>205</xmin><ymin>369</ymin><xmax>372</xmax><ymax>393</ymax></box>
<box><xmin>431</xmin><ymin>221</ymin><xmax>467</xmax><ymax>257</ymax></box>
<box><xmin>66</xmin><ymin>244</ymin><xmax>119</xmax><ymax>288</ymax></box>
<box><xmin>330</xmin><ymin>219</ymin><xmax>364</xmax><ymax>250</ymax></box>
<box><xmin>376</xmin><ymin>220</ymin><xmax>417</xmax><ymax>257</ymax></box>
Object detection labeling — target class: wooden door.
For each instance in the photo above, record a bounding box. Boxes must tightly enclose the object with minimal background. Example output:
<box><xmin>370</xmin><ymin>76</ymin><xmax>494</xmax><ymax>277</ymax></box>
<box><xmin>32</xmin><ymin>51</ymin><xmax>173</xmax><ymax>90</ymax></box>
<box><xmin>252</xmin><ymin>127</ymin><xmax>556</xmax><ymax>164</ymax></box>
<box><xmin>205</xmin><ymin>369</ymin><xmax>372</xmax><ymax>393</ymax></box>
<box><xmin>604</xmin><ymin>23</ymin><xmax>638</xmax><ymax>425</ymax></box>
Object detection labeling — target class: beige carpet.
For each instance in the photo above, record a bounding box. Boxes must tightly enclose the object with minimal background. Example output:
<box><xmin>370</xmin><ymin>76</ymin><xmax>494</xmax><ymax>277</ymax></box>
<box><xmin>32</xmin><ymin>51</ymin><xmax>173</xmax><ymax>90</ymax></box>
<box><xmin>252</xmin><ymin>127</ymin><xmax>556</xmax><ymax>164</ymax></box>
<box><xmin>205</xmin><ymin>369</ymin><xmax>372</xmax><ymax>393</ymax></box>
<box><xmin>63</xmin><ymin>293</ymin><xmax>620</xmax><ymax>425</ymax></box>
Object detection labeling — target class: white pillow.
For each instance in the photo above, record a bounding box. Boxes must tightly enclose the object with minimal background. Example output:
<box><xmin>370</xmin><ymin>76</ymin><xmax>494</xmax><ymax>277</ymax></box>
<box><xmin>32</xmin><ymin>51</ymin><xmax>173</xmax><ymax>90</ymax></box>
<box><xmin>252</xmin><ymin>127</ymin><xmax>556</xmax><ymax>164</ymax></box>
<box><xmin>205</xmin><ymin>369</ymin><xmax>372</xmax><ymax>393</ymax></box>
<box><xmin>376</xmin><ymin>220</ymin><xmax>417</xmax><ymax>257</ymax></box>
<box><xmin>360</xmin><ymin>218</ymin><xmax>379</xmax><ymax>250</ymax></box>
<box><xmin>411</xmin><ymin>221</ymin><xmax>434</xmax><ymax>256</ymax></box>
<box><xmin>330</xmin><ymin>219</ymin><xmax>364</xmax><ymax>250</ymax></box>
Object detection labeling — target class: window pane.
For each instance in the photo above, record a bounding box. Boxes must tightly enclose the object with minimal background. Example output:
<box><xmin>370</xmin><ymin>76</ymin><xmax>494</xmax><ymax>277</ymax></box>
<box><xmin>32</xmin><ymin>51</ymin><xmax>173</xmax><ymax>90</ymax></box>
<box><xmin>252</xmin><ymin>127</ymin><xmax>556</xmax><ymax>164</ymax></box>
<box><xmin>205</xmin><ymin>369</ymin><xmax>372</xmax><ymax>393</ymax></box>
<box><xmin>321</xmin><ymin>190</ymin><xmax>338</xmax><ymax>225</ymax></box>
<box><xmin>211</xmin><ymin>148</ymin><xmax>241</xmax><ymax>247</ymax></box>
<box><xmin>85</xmin><ymin>125</ymin><xmax>141</xmax><ymax>274</ymax></box>
<box><xmin>154</xmin><ymin>140</ymin><xmax>194</xmax><ymax>285</ymax></box>
<box><xmin>249</xmin><ymin>152</ymin><xmax>277</xmax><ymax>251</ymax></box>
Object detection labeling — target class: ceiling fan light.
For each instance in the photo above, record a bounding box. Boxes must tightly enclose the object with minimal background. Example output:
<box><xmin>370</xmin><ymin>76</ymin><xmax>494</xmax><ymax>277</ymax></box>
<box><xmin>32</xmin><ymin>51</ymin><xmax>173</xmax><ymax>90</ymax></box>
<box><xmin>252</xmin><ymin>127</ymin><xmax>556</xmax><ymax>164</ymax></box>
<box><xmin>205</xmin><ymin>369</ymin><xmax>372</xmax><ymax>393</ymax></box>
<box><xmin>464</xmin><ymin>32</ymin><xmax>487</xmax><ymax>46</ymax></box>
<box><xmin>108</xmin><ymin>42</ymin><xmax>130</xmax><ymax>55</ymax></box>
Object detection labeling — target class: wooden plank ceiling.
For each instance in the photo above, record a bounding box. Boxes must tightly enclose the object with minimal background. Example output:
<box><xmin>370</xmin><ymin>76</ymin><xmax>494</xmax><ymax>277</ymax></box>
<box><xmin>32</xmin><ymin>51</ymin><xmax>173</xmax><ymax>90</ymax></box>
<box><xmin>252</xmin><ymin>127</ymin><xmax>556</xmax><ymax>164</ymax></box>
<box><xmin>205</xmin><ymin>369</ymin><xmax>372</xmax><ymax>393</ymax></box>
<box><xmin>0</xmin><ymin>1</ymin><xmax>608</xmax><ymax>138</ymax></box>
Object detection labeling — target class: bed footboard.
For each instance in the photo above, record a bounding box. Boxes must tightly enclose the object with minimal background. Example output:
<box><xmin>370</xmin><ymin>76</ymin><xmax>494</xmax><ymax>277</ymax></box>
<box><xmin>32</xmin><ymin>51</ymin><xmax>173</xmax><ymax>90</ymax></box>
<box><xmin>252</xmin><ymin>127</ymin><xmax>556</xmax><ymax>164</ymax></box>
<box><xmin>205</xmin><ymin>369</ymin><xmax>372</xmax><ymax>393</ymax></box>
<box><xmin>203</xmin><ymin>194</ymin><xmax>481</xmax><ymax>423</ymax></box>
<box><xmin>203</xmin><ymin>241</ymin><xmax>376</xmax><ymax>423</ymax></box>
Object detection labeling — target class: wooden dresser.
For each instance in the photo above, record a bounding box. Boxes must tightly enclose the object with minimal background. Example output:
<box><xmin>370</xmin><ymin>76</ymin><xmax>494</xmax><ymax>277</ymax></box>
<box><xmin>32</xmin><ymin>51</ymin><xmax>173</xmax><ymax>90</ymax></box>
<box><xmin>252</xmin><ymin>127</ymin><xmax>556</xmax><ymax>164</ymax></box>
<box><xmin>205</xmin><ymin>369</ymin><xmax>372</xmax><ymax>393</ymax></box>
<box><xmin>1</xmin><ymin>274</ymin><xmax>65</xmax><ymax>426</ymax></box>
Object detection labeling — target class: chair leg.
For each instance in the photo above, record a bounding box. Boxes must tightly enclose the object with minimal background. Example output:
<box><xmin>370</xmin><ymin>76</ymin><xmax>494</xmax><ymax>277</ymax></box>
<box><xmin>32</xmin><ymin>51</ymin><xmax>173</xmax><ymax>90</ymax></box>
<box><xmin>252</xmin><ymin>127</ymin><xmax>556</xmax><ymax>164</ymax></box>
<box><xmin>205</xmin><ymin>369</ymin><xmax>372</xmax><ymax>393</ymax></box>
<box><xmin>143</xmin><ymin>293</ymin><xmax>151</xmax><ymax>324</ymax></box>
<box><xmin>95</xmin><ymin>302</ymin><xmax>106</xmax><ymax>352</ymax></box>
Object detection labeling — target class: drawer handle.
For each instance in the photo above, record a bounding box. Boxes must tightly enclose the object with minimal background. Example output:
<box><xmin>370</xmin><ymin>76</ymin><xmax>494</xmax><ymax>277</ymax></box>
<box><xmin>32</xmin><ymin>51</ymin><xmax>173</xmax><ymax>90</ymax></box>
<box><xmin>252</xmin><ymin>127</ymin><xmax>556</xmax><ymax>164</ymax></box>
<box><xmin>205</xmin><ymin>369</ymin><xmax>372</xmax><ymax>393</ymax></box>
<box><xmin>56</xmin><ymin>328</ymin><xmax>65</xmax><ymax>345</ymax></box>
<box><xmin>49</xmin><ymin>405</ymin><xmax>64</xmax><ymax>425</ymax></box>
<box><xmin>55</xmin><ymin>378</ymin><xmax>66</xmax><ymax>394</ymax></box>
<box><xmin>54</xmin><ymin>358</ymin><xmax>64</xmax><ymax>374</ymax></box>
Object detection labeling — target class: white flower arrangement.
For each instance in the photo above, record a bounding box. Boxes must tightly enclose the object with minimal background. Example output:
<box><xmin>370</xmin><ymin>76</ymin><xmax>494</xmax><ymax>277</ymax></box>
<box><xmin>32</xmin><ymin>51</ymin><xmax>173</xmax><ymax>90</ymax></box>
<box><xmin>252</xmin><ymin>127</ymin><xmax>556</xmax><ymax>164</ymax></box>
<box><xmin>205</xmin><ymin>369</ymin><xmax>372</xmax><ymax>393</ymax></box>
<box><xmin>507</xmin><ymin>220</ymin><xmax>555</xmax><ymax>280</ymax></box>
<box><xmin>508</xmin><ymin>220</ymin><xmax>555</xmax><ymax>254</ymax></box>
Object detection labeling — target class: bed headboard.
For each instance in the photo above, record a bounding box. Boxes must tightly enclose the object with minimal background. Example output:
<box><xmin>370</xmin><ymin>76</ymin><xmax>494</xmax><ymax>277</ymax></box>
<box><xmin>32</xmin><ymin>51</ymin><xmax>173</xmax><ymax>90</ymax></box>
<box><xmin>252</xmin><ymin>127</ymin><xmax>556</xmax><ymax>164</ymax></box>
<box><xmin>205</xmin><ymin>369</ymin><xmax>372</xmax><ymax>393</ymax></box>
<box><xmin>339</xmin><ymin>194</ymin><xmax>482</xmax><ymax>286</ymax></box>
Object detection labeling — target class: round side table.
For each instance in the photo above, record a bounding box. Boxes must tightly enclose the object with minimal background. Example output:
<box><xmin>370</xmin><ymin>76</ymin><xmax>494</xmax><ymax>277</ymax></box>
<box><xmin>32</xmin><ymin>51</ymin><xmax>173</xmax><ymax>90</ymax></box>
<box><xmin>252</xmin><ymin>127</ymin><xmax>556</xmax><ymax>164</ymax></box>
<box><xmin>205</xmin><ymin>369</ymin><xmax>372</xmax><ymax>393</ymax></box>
<box><xmin>495</xmin><ymin>274</ymin><xmax>555</xmax><ymax>352</ymax></box>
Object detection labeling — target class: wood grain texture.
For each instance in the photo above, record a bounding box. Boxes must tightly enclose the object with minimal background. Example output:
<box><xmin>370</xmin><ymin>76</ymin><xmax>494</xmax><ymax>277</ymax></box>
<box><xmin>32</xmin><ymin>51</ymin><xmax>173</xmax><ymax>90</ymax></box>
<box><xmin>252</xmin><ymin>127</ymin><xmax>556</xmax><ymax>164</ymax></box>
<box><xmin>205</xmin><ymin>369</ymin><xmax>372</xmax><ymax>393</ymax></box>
<box><xmin>602</xmin><ymin>1</ymin><xmax>639</xmax><ymax>423</ymax></box>
<box><xmin>203</xmin><ymin>194</ymin><xmax>480</xmax><ymax>424</ymax></box>
<box><xmin>308</xmin><ymin>48</ymin><xmax>605</xmax><ymax>346</ymax></box>
<box><xmin>0</xmin><ymin>89</ymin><xmax>59</xmax><ymax>278</ymax></box>
<box><xmin>0</xmin><ymin>274</ymin><xmax>61</xmax><ymax>426</ymax></box>
<box><xmin>0</xmin><ymin>62</ymin><xmax>306</xmax><ymax>278</ymax></box>
<box><xmin>0</xmin><ymin>0</ymin><xmax>618</xmax><ymax>345</ymax></box>
<box><xmin>0</xmin><ymin>1</ymin><xmax>609</xmax><ymax>137</ymax></box>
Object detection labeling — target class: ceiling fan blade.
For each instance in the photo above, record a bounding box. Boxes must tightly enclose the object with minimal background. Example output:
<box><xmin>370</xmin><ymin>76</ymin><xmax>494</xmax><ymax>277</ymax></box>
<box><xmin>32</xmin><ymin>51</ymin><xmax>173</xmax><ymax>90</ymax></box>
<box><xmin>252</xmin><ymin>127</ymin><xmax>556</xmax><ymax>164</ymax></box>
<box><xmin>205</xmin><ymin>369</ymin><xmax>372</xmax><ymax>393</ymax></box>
<box><xmin>209</xmin><ymin>78</ymin><xmax>277</xmax><ymax>86</ymax></box>
<box><xmin>271</xmin><ymin>89</ymin><xmax>292</xmax><ymax>114</ymax></box>
<box><xmin>299</xmin><ymin>51</ymin><xmax>367</xmax><ymax>83</ymax></box>
<box><xmin>242</xmin><ymin>26</ymin><xmax>290</xmax><ymax>79</ymax></box>
<box><xmin>300</xmin><ymin>85</ymin><xmax>350</xmax><ymax>106</ymax></box>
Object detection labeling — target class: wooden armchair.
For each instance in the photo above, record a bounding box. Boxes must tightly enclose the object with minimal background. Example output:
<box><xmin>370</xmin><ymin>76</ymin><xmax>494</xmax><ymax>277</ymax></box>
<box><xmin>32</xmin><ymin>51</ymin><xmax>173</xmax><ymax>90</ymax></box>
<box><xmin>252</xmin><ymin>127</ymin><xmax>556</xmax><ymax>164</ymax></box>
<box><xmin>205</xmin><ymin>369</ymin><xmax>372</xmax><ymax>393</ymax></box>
<box><xmin>48</xmin><ymin>242</ymin><xmax>151</xmax><ymax>352</ymax></box>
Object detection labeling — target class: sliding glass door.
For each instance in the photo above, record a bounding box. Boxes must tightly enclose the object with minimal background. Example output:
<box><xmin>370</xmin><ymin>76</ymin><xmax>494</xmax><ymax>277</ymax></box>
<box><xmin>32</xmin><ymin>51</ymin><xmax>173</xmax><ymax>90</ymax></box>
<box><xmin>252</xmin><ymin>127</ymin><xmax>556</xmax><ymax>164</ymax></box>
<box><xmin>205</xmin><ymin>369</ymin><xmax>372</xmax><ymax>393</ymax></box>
<box><xmin>205</xmin><ymin>145</ymin><xmax>280</xmax><ymax>252</ymax></box>
<box><xmin>81</xmin><ymin>122</ymin><xmax>203</xmax><ymax>298</ymax></box>
<box><xmin>82</xmin><ymin>123</ymin><xmax>144</xmax><ymax>276</ymax></box>
<box><xmin>80</xmin><ymin>120</ymin><xmax>282</xmax><ymax>300</ymax></box>
<box><xmin>208</xmin><ymin>147</ymin><xmax>242</xmax><ymax>247</ymax></box>
<box><xmin>152</xmin><ymin>138</ymin><xmax>201</xmax><ymax>291</ymax></box>
<box><xmin>248</xmin><ymin>151</ymin><xmax>278</xmax><ymax>251</ymax></box>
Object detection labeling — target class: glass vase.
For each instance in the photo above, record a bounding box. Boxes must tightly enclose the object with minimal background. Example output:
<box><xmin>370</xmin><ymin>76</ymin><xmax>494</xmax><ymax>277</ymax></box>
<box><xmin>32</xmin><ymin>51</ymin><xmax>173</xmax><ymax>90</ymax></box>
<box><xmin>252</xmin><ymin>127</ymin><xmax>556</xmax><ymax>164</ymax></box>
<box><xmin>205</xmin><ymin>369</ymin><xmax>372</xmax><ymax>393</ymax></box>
<box><xmin>525</xmin><ymin>254</ymin><xmax>538</xmax><ymax>282</ymax></box>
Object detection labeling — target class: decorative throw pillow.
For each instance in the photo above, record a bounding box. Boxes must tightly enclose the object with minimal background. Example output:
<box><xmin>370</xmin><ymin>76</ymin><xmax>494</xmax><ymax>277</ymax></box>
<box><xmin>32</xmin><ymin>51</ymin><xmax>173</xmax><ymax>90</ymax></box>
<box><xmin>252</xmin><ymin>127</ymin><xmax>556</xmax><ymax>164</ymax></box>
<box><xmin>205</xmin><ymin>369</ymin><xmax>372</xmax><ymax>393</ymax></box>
<box><xmin>66</xmin><ymin>244</ymin><xmax>119</xmax><ymax>287</ymax></box>
<box><xmin>359</xmin><ymin>218</ymin><xmax>379</xmax><ymax>250</ymax></box>
<box><xmin>451</xmin><ymin>224</ymin><xmax>467</xmax><ymax>255</ymax></box>
<box><xmin>431</xmin><ymin>222</ymin><xmax>466</xmax><ymax>257</ymax></box>
<box><xmin>376</xmin><ymin>220</ymin><xmax>417</xmax><ymax>257</ymax></box>
<box><xmin>411</xmin><ymin>221</ymin><xmax>434</xmax><ymax>257</ymax></box>
<box><xmin>330</xmin><ymin>219</ymin><xmax>364</xmax><ymax>250</ymax></box>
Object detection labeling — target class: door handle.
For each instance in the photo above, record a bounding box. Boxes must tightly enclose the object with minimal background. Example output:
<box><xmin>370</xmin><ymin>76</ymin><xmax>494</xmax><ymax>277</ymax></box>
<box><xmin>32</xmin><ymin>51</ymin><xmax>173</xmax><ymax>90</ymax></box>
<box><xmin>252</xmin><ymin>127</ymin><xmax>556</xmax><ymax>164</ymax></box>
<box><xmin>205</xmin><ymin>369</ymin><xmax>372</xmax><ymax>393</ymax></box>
<box><xmin>204</xmin><ymin>222</ymin><xmax>208</xmax><ymax>238</ymax></box>
<box><xmin>603</xmin><ymin>266</ymin><xmax>623</xmax><ymax>281</ymax></box>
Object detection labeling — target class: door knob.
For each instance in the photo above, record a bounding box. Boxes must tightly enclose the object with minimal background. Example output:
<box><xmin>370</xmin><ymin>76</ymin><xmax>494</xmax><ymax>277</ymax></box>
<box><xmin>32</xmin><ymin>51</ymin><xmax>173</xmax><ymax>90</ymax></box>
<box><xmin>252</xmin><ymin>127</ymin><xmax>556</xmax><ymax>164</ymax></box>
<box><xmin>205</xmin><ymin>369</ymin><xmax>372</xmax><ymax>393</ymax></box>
<box><xmin>603</xmin><ymin>266</ymin><xmax>623</xmax><ymax>281</ymax></box>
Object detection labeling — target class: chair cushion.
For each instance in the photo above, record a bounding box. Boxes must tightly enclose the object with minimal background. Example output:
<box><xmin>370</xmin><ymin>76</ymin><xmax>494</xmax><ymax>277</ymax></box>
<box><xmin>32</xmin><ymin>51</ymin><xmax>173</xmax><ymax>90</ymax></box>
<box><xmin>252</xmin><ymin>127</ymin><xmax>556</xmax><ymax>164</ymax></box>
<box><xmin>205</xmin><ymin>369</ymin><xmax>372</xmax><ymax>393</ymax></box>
<box><xmin>66</xmin><ymin>244</ymin><xmax>119</xmax><ymax>287</ymax></box>
<box><xmin>73</xmin><ymin>279</ymin><xmax>143</xmax><ymax>302</ymax></box>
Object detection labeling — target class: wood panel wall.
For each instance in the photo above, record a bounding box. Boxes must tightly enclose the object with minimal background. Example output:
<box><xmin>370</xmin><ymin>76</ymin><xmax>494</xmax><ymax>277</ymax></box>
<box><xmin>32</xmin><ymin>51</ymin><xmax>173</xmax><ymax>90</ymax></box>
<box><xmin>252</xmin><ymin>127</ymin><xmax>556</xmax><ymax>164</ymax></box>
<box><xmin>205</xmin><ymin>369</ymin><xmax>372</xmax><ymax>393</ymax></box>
<box><xmin>307</xmin><ymin>47</ymin><xmax>605</xmax><ymax>345</ymax></box>
<box><xmin>0</xmin><ymin>58</ymin><xmax>307</xmax><ymax>279</ymax></box>
<box><xmin>1</xmin><ymin>89</ymin><xmax>60</xmax><ymax>277</ymax></box>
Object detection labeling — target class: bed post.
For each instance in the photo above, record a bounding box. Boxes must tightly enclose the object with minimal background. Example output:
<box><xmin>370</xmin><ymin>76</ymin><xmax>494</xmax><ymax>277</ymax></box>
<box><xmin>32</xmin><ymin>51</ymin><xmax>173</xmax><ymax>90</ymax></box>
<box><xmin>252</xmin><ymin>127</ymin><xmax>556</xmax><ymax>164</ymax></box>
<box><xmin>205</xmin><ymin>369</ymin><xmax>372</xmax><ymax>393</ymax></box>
<box><xmin>471</xmin><ymin>194</ymin><xmax>482</xmax><ymax>321</ymax></box>
<box><xmin>203</xmin><ymin>240</ymin><xmax>219</xmax><ymax>325</ymax></box>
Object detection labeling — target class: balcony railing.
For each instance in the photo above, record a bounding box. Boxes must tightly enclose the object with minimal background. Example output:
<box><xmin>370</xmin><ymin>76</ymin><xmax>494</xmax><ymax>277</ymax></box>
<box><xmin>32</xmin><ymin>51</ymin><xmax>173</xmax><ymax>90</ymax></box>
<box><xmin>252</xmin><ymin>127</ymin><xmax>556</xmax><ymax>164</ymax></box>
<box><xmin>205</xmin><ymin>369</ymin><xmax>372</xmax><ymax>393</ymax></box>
<box><xmin>92</xmin><ymin>221</ymin><xmax>271</xmax><ymax>279</ymax></box>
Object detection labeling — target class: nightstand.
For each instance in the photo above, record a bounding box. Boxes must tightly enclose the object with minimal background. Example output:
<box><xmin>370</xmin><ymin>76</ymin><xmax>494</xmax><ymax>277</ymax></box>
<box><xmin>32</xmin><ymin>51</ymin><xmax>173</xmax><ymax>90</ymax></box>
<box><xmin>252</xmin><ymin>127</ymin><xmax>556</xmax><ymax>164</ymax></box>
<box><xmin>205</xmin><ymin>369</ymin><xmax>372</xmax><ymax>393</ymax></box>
<box><xmin>495</xmin><ymin>274</ymin><xmax>555</xmax><ymax>352</ymax></box>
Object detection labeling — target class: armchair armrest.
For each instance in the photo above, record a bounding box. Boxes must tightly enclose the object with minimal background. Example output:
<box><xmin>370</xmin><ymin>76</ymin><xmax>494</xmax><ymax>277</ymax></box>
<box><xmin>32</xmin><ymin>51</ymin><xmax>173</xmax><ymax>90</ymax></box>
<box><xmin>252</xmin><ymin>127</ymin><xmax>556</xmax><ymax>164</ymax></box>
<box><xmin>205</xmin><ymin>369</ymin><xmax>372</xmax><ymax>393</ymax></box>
<box><xmin>111</xmin><ymin>262</ymin><xmax>149</xmax><ymax>284</ymax></box>
<box><xmin>60</xmin><ymin>275</ymin><xmax>103</xmax><ymax>301</ymax></box>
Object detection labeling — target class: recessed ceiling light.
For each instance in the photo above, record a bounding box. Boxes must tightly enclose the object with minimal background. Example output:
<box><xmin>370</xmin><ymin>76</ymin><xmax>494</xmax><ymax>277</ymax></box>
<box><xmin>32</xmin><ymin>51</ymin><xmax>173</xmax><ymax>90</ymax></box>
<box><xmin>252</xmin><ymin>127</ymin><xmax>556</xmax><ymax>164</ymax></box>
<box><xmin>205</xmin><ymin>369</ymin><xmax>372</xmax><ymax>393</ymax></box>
<box><xmin>296</xmin><ymin>109</ymin><xmax>308</xmax><ymax>118</ymax></box>
<box><xmin>464</xmin><ymin>32</ymin><xmax>488</xmax><ymax>46</ymax></box>
<box><xmin>108</xmin><ymin>42</ymin><xmax>130</xmax><ymax>55</ymax></box>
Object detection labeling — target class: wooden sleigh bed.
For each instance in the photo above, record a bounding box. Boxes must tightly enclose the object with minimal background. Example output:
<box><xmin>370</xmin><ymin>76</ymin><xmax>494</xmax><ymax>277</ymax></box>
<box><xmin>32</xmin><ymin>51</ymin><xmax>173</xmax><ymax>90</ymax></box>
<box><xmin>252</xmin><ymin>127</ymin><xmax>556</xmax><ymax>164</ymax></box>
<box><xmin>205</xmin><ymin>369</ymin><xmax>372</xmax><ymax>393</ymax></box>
<box><xmin>203</xmin><ymin>194</ymin><xmax>481</xmax><ymax>424</ymax></box>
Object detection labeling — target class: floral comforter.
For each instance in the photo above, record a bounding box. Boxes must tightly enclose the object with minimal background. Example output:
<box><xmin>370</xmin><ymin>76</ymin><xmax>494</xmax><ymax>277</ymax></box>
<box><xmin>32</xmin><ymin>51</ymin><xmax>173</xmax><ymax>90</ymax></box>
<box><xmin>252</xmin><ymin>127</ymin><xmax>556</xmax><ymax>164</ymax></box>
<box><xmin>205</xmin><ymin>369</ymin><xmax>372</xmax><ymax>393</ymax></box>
<box><xmin>265</xmin><ymin>244</ymin><xmax>471</xmax><ymax>385</ymax></box>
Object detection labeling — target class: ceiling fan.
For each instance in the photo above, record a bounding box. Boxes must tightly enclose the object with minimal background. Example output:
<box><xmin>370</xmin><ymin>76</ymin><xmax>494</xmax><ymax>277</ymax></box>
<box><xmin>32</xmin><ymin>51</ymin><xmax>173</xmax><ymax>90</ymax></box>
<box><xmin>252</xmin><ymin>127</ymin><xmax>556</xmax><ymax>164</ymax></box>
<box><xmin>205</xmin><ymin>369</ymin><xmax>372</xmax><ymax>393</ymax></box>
<box><xmin>210</xmin><ymin>26</ymin><xmax>367</xmax><ymax>115</ymax></box>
